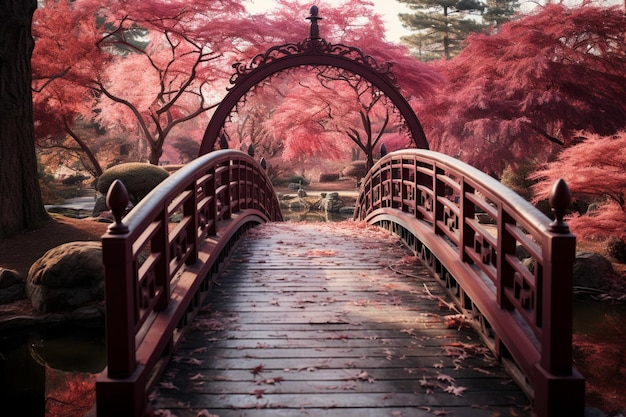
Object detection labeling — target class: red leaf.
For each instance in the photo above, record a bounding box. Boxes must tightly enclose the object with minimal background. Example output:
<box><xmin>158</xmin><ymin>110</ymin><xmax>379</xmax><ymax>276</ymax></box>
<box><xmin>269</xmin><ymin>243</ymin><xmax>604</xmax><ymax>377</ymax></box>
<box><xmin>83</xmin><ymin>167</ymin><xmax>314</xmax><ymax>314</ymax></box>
<box><xmin>252</xmin><ymin>389</ymin><xmax>265</xmax><ymax>398</ymax></box>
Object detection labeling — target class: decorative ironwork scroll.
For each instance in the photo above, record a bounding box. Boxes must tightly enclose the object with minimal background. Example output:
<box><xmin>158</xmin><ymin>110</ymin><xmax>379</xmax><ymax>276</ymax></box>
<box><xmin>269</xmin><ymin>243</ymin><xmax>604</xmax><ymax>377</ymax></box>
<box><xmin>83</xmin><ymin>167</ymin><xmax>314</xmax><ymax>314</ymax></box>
<box><xmin>229</xmin><ymin>38</ymin><xmax>399</xmax><ymax>89</ymax></box>
<box><xmin>199</xmin><ymin>6</ymin><xmax>429</xmax><ymax>155</ymax></box>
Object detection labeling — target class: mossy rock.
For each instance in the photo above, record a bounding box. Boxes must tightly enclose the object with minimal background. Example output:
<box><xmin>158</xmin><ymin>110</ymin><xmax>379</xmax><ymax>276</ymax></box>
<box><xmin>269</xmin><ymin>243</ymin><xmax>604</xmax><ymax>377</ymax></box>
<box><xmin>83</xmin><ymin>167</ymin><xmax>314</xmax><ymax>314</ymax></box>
<box><xmin>97</xmin><ymin>163</ymin><xmax>169</xmax><ymax>204</ymax></box>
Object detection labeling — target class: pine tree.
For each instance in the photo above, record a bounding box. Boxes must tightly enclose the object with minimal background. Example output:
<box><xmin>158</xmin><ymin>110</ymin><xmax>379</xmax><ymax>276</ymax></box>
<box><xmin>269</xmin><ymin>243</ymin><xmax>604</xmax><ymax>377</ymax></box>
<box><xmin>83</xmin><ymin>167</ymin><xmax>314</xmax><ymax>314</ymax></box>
<box><xmin>398</xmin><ymin>0</ymin><xmax>486</xmax><ymax>60</ymax></box>
<box><xmin>483</xmin><ymin>0</ymin><xmax>519</xmax><ymax>25</ymax></box>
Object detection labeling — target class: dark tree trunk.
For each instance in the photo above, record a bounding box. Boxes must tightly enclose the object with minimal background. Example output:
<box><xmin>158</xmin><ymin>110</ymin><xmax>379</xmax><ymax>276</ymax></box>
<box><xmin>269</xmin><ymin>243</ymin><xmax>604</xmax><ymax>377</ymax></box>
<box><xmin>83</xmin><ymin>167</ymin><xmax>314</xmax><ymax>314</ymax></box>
<box><xmin>0</xmin><ymin>0</ymin><xmax>49</xmax><ymax>238</ymax></box>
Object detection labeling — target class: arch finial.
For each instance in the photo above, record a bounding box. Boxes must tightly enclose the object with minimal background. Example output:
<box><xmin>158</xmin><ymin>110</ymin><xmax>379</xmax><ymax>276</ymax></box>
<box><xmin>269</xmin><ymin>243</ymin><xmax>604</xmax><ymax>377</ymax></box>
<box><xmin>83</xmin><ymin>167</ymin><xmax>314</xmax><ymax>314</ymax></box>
<box><xmin>306</xmin><ymin>5</ymin><xmax>322</xmax><ymax>40</ymax></box>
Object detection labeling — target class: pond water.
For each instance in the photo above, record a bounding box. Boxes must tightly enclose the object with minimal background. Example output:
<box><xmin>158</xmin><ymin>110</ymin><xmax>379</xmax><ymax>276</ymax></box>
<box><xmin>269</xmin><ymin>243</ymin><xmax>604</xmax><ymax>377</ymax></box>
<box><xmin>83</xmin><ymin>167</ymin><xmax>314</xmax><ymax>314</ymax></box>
<box><xmin>281</xmin><ymin>208</ymin><xmax>354</xmax><ymax>222</ymax></box>
<box><xmin>573</xmin><ymin>299</ymin><xmax>626</xmax><ymax>336</ymax></box>
<box><xmin>0</xmin><ymin>324</ymin><xmax>105</xmax><ymax>416</ymax></box>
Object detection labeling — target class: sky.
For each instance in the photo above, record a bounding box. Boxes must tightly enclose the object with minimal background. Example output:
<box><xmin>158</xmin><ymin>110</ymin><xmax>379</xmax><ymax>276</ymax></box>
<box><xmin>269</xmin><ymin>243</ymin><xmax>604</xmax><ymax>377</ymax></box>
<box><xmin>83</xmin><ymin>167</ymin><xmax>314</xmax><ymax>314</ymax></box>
<box><xmin>245</xmin><ymin>0</ymin><xmax>625</xmax><ymax>43</ymax></box>
<box><xmin>245</xmin><ymin>0</ymin><xmax>413</xmax><ymax>42</ymax></box>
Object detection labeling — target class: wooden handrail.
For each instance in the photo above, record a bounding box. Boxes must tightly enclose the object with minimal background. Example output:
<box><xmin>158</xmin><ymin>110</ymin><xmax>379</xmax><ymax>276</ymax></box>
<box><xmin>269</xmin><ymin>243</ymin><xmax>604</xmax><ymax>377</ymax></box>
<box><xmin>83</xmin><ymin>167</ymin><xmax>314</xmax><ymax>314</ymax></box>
<box><xmin>355</xmin><ymin>149</ymin><xmax>585</xmax><ymax>417</ymax></box>
<box><xmin>96</xmin><ymin>150</ymin><xmax>282</xmax><ymax>417</ymax></box>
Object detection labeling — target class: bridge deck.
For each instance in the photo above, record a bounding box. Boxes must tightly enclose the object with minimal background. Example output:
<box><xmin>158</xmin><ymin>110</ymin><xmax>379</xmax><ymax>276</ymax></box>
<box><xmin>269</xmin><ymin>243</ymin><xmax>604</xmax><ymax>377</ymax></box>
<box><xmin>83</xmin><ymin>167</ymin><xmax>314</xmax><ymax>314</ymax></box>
<box><xmin>149</xmin><ymin>222</ymin><xmax>531</xmax><ymax>417</ymax></box>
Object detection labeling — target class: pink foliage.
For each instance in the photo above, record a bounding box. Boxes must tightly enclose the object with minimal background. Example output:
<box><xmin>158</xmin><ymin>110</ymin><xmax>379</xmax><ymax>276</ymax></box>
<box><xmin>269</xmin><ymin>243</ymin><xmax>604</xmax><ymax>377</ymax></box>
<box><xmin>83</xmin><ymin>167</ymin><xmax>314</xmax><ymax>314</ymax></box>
<box><xmin>567</xmin><ymin>203</ymin><xmax>626</xmax><ymax>241</ymax></box>
<box><xmin>530</xmin><ymin>131</ymin><xmax>626</xmax><ymax>240</ymax></box>
<box><xmin>33</xmin><ymin>0</ymin><xmax>440</xmax><ymax>171</ymax></box>
<box><xmin>242</xmin><ymin>0</ymin><xmax>441</xmax><ymax>99</ymax></box>
<box><xmin>380</xmin><ymin>131</ymin><xmax>413</xmax><ymax>153</ymax></box>
<box><xmin>33</xmin><ymin>0</ymin><xmax>251</xmax><ymax>164</ymax></box>
<box><xmin>224</xmin><ymin>1</ymin><xmax>441</xmax><ymax>166</ymax></box>
<box><xmin>418</xmin><ymin>3</ymin><xmax>626</xmax><ymax>175</ymax></box>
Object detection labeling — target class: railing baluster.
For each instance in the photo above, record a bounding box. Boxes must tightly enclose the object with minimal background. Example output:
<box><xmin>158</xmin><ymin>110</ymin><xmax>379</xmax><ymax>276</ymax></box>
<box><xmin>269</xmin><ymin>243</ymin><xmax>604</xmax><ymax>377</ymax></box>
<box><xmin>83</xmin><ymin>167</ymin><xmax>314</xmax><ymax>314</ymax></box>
<box><xmin>460</xmin><ymin>179</ymin><xmax>475</xmax><ymax>264</ymax></box>
<box><xmin>207</xmin><ymin>165</ymin><xmax>217</xmax><ymax>235</ymax></box>
<box><xmin>497</xmin><ymin>208</ymin><xmax>516</xmax><ymax>311</ymax></box>
<box><xmin>185</xmin><ymin>180</ymin><xmax>199</xmax><ymax>265</ymax></box>
<box><xmin>433</xmin><ymin>164</ymin><xmax>445</xmax><ymax>236</ymax></box>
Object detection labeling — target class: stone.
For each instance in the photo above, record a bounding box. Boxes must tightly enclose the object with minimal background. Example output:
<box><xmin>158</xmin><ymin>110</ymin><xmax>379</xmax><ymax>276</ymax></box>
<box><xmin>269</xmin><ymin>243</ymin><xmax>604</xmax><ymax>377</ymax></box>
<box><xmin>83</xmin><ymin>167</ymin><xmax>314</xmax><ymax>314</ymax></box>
<box><xmin>26</xmin><ymin>242</ymin><xmax>104</xmax><ymax>313</ymax></box>
<box><xmin>516</xmin><ymin>244</ymin><xmax>531</xmax><ymax>260</ymax></box>
<box><xmin>573</xmin><ymin>251</ymin><xmax>612</xmax><ymax>289</ymax></box>
<box><xmin>0</xmin><ymin>269</ymin><xmax>26</xmax><ymax>305</ymax></box>
<box><xmin>322</xmin><ymin>192</ymin><xmax>345</xmax><ymax>212</ymax></box>
<box><xmin>92</xmin><ymin>195</ymin><xmax>108</xmax><ymax>217</ymax></box>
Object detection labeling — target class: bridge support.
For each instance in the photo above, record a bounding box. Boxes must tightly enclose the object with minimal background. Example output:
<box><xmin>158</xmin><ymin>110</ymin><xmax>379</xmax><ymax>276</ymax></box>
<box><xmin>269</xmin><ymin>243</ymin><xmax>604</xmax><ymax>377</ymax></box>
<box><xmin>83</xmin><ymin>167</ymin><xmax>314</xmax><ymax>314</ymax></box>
<box><xmin>534</xmin><ymin>365</ymin><xmax>585</xmax><ymax>417</ymax></box>
<box><xmin>96</xmin><ymin>366</ymin><xmax>147</xmax><ymax>417</ymax></box>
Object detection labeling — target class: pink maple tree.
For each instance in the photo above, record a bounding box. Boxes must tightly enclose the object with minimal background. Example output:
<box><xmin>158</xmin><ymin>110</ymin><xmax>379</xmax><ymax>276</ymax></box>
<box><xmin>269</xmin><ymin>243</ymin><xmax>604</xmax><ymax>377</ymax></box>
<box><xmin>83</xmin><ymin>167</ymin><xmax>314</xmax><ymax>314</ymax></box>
<box><xmin>221</xmin><ymin>0</ymin><xmax>440</xmax><ymax>172</ymax></box>
<box><xmin>418</xmin><ymin>3</ymin><xmax>626</xmax><ymax>175</ymax></box>
<box><xmin>33</xmin><ymin>0</ymin><xmax>253</xmax><ymax>166</ymax></box>
<box><xmin>530</xmin><ymin>131</ymin><xmax>626</xmax><ymax>241</ymax></box>
<box><xmin>261</xmin><ymin>67</ymin><xmax>406</xmax><ymax>171</ymax></box>
<box><xmin>33</xmin><ymin>0</ymin><xmax>440</xmax><ymax>175</ymax></box>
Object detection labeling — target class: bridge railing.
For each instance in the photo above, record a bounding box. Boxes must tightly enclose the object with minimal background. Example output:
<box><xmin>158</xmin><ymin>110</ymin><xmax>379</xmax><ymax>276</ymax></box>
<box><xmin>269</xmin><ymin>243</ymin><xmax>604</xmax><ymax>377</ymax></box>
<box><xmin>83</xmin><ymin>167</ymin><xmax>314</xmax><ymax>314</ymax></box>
<box><xmin>355</xmin><ymin>149</ymin><xmax>584</xmax><ymax>417</ymax></box>
<box><xmin>96</xmin><ymin>150</ymin><xmax>282</xmax><ymax>417</ymax></box>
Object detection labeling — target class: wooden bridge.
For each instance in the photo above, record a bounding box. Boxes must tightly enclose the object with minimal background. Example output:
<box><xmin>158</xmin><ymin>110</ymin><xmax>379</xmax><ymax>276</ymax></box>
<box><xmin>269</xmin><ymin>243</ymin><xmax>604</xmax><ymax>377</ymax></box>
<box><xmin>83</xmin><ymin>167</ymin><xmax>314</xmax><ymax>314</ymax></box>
<box><xmin>95</xmin><ymin>149</ymin><xmax>585</xmax><ymax>417</ymax></box>
<box><xmin>147</xmin><ymin>221</ymin><xmax>531</xmax><ymax>417</ymax></box>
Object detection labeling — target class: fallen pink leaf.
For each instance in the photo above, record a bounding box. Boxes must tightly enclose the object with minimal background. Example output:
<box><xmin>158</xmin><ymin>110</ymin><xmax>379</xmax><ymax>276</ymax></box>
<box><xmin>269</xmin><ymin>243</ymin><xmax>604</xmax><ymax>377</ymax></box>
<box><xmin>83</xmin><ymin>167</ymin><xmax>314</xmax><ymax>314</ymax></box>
<box><xmin>444</xmin><ymin>384</ymin><xmax>467</xmax><ymax>396</ymax></box>
<box><xmin>158</xmin><ymin>381</ymin><xmax>179</xmax><ymax>391</ymax></box>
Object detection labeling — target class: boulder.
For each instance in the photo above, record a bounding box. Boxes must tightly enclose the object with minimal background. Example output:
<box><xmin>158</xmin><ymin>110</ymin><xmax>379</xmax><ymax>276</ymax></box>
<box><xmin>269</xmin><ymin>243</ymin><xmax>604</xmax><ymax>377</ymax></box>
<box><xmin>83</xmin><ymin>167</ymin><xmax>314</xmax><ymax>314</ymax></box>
<box><xmin>339</xmin><ymin>206</ymin><xmax>355</xmax><ymax>215</ymax></box>
<box><xmin>323</xmin><ymin>192</ymin><xmax>345</xmax><ymax>213</ymax></box>
<box><xmin>0</xmin><ymin>269</ymin><xmax>26</xmax><ymax>304</ymax></box>
<box><xmin>26</xmin><ymin>242</ymin><xmax>104</xmax><ymax>313</ymax></box>
<box><xmin>92</xmin><ymin>194</ymin><xmax>108</xmax><ymax>217</ymax></box>
<box><xmin>573</xmin><ymin>251</ymin><xmax>612</xmax><ymax>289</ymax></box>
<box><xmin>516</xmin><ymin>244</ymin><xmax>531</xmax><ymax>260</ymax></box>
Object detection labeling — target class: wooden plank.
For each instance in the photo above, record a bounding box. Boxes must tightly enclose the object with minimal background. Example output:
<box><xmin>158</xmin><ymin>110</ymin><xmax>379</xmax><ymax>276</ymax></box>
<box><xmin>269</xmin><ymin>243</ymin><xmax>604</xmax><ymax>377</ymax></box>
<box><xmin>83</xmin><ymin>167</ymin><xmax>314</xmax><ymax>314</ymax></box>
<box><xmin>149</xmin><ymin>222</ymin><xmax>531</xmax><ymax>417</ymax></box>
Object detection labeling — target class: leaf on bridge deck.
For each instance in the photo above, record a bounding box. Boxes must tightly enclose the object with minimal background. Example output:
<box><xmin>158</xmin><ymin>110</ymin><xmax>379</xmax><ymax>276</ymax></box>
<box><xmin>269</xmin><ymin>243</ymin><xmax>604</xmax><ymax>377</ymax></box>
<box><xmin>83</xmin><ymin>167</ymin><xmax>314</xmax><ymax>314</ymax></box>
<box><xmin>305</xmin><ymin>249</ymin><xmax>337</xmax><ymax>257</ymax></box>
<box><xmin>250</xmin><ymin>363</ymin><xmax>265</xmax><ymax>379</ymax></box>
<box><xmin>153</xmin><ymin>410</ymin><xmax>177</xmax><ymax>417</ymax></box>
<box><xmin>196</xmin><ymin>410</ymin><xmax>220</xmax><ymax>417</ymax></box>
<box><xmin>436</xmin><ymin>372</ymin><xmax>455</xmax><ymax>383</ymax></box>
<box><xmin>158</xmin><ymin>381</ymin><xmax>179</xmax><ymax>391</ymax></box>
<box><xmin>251</xmin><ymin>388</ymin><xmax>265</xmax><ymax>398</ymax></box>
<box><xmin>444</xmin><ymin>384</ymin><xmax>468</xmax><ymax>396</ymax></box>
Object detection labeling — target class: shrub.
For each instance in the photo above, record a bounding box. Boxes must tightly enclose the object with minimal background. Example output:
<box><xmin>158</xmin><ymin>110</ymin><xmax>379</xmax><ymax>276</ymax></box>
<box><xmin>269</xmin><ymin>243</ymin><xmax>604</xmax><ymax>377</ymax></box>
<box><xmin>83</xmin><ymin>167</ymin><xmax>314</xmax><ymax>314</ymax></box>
<box><xmin>342</xmin><ymin>161</ymin><xmax>367</xmax><ymax>179</ymax></box>
<box><xmin>607</xmin><ymin>238</ymin><xmax>626</xmax><ymax>263</ymax></box>
<box><xmin>319</xmin><ymin>173</ymin><xmax>340</xmax><ymax>182</ymax></box>
<box><xmin>97</xmin><ymin>163</ymin><xmax>169</xmax><ymax>204</ymax></box>
<box><xmin>62</xmin><ymin>174</ymin><xmax>88</xmax><ymax>186</ymax></box>
<box><xmin>272</xmin><ymin>175</ymin><xmax>310</xmax><ymax>187</ymax></box>
<box><xmin>500</xmin><ymin>160</ymin><xmax>537</xmax><ymax>201</ymax></box>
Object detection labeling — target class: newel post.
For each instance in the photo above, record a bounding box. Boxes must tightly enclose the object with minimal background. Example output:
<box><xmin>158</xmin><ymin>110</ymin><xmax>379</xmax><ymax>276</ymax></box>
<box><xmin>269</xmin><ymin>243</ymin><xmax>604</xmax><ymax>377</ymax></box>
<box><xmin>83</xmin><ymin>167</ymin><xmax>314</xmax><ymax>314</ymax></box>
<box><xmin>534</xmin><ymin>179</ymin><xmax>585</xmax><ymax>417</ymax></box>
<box><xmin>97</xmin><ymin>179</ymin><xmax>146</xmax><ymax>417</ymax></box>
<box><xmin>103</xmin><ymin>179</ymin><xmax>136</xmax><ymax>376</ymax></box>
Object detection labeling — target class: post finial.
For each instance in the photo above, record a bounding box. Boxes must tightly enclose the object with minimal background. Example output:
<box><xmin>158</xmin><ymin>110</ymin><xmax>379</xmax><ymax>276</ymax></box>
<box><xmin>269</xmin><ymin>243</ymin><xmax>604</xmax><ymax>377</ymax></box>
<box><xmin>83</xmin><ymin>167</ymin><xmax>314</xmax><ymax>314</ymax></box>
<box><xmin>548</xmin><ymin>178</ymin><xmax>572</xmax><ymax>234</ymax></box>
<box><xmin>306</xmin><ymin>5</ymin><xmax>322</xmax><ymax>40</ymax></box>
<box><xmin>106</xmin><ymin>179</ymin><xmax>130</xmax><ymax>234</ymax></box>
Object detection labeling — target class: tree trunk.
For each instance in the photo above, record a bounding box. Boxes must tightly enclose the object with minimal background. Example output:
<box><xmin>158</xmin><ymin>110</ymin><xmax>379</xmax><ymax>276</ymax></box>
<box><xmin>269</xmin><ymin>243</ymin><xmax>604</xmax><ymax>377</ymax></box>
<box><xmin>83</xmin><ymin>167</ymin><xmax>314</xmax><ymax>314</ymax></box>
<box><xmin>149</xmin><ymin>145</ymin><xmax>162</xmax><ymax>165</ymax></box>
<box><xmin>0</xmin><ymin>0</ymin><xmax>49</xmax><ymax>238</ymax></box>
<box><xmin>65</xmin><ymin>125</ymin><xmax>104</xmax><ymax>176</ymax></box>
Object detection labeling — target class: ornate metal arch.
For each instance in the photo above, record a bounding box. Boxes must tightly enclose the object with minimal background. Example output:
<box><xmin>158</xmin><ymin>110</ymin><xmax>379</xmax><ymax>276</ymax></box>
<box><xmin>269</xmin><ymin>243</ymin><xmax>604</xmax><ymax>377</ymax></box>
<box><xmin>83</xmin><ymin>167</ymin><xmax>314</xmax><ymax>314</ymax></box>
<box><xmin>198</xmin><ymin>6</ymin><xmax>429</xmax><ymax>155</ymax></box>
